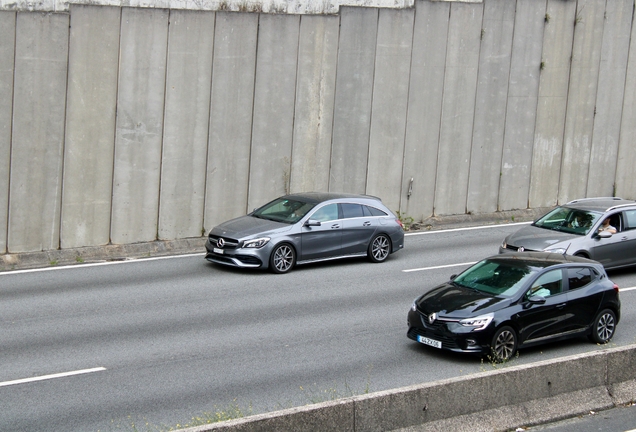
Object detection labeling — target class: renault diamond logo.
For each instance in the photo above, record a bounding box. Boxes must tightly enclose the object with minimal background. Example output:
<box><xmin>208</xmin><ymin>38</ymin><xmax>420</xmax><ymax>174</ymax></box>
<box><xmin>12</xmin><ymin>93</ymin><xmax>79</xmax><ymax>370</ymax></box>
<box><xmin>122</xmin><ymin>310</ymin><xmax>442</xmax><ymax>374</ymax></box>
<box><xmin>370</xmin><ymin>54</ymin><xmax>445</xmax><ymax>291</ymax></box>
<box><xmin>428</xmin><ymin>313</ymin><xmax>437</xmax><ymax>324</ymax></box>
<box><xmin>217</xmin><ymin>238</ymin><xmax>225</xmax><ymax>248</ymax></box>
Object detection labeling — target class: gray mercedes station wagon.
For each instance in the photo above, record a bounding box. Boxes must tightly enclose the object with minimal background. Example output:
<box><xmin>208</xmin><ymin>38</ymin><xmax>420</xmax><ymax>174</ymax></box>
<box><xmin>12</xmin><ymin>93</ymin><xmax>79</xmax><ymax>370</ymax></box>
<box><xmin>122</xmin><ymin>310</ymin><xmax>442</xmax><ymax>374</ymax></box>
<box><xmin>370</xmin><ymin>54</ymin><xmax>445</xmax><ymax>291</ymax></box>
<box><xmin>205</xmin><ymin>192</ymin><xmax>405</xmax><ymax>274</ymax></box>
<box><xmin>500</xmin><ymin>197</ymin><xmax>636</xmax><ymax>270</ymax></box>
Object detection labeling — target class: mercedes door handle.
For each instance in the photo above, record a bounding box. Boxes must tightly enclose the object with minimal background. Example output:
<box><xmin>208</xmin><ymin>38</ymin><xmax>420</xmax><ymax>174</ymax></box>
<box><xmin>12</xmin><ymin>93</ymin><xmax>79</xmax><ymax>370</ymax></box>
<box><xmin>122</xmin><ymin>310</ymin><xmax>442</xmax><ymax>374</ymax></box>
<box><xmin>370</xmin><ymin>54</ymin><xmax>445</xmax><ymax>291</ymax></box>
<box><xmin>363</xmin><ymin>221</ymin><xmax>371</xmax><ymax>226</ymax></box>
<box><xmin>331</xmin><ymin>224</ymin><xmax>340</xmax><ymax>229</ymax></box>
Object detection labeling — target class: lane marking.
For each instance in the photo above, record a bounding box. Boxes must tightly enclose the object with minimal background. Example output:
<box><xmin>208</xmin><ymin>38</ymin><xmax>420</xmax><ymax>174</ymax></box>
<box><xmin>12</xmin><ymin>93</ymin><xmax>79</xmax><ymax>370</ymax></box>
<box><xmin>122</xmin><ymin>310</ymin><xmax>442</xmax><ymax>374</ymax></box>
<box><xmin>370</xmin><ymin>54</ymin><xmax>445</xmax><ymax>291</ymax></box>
<box><xmin>0</xmin><ymin>253</ymin><xmax>205</xmax><ymax>276</ymax></box>
<box><xmin>0</xmin><ymin>367</ymin><xmax>106</xmax><ymax>388</ymax></box>
<box><xmin>403</xmin><ymin>262</ymin><xmax>476</xmax><ymax>273</ymax></box>
<box><xmin>1</xmin><ymin>222</ymin><xmax>526</xmax><ymax>276</ymax></box>
<box><xmin>405</xmin><ymin>221</ymin><xmax>530</xmax><ymax>236</ymax></box>
<box><xmin>621</xmin><ymin>286</ymin><xmax>636</xmax><ymax>292</ymax></box>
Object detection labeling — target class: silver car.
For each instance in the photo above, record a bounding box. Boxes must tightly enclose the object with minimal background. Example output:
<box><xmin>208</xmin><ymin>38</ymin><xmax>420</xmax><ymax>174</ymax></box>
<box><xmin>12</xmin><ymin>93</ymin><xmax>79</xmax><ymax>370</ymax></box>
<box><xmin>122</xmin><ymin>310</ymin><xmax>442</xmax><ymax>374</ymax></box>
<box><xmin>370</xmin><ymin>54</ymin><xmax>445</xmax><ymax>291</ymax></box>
<box><xmin>500</xmin><ymin>197</ymin><xmax>636</xmax><ymax>270</ymax></box>
<box><xmin>205</xmin><ymin>192</ymin><xmax>405</xmax><ymax>273</ymax></box>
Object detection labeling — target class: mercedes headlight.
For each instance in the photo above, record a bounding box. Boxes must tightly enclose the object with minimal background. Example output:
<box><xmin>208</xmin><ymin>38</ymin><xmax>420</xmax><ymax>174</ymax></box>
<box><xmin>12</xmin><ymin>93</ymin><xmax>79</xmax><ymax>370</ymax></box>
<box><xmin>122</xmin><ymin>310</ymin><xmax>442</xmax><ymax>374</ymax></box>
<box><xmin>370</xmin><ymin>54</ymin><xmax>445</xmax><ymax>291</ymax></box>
<box><xmin>243</xmin><ymin>237</ymin><xmax>270</xmax><ymax>248</ymax></box>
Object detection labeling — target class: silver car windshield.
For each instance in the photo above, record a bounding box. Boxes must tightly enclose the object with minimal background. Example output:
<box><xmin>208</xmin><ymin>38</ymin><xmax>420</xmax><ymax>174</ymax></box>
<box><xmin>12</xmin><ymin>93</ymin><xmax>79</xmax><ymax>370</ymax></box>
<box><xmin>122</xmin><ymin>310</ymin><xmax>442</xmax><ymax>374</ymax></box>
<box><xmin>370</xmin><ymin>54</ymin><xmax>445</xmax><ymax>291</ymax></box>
<box><xmin>252</xmin><ymin>198</ymin><xmax>316</xmax><ymax>224</ymax></box>
<box><xmin>532</xmin><ymin>207</ymin><xmax>602</xmax><ymax>236</ymax></box>
<box><xmin>453</xmin><ymin>260</ymin><xmax>538</xmax><ymax>298</ymax></box>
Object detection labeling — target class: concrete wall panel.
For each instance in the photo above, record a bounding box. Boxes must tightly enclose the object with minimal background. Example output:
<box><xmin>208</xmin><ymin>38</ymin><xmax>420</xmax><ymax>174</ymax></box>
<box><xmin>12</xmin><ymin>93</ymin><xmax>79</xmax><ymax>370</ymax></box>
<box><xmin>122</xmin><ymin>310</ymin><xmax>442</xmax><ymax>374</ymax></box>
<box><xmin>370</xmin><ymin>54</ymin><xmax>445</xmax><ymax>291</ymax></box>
<box><xmin>247</xmin><ymin>14</ymin><xmax>300</xmax><ymax>210</ymax></box>
<box><xmin>557</xmin><ymin>0</ymin><xmax>605</xmax><ymax>204</ymax></box>
<box><xmin>498</xmin><ymin>0</ymin><xmax>545</xmax><ymax>211</ymax></box>
<box><xmin>366</xmin><ymin>8</ymin><xmax>414</xmax><ymax>212</ymax></box>
<box><xmin>615</xmin><ymin>3</ymin><xmax>636</xmax><ymax>200</ymax></box>
<box><xmin>400</xmin><ymin>0</ymin><xmax>449</xmax><ymax>221</ymax></box>
<box><xmin>434</xmin><ymin>2</ymin><xmax>483</xmax><ymax>216</ymax></box>
<box><xmin>330</xmin><ymin>7</ymin><xmax>378</xmax><ymax>194</ymax></box>
<box><xmin>529</xmin><ymin>0</ymin><xmax>576</xmax><ymax>208</ymax></box>
<box><xmin>8</xmin><ymin>12</ymin><xmax>68</xmax><ymax>253</ymax></box>
<box><xmin>110</xmin><ymin>8</ymin><xmax>169</xmax><ymax>244</ymax></box>
<box><xmin>0</xmin><ymin>11</ymin><xmax>14</xmax><ymax>254</ymax></box>
<box><xmin>466</xmin><ymin>0</ymin><xmax>514</xmax><ymax>214</ymax></box>
<box><xmin>158</xmin><ymin>10</ymin><xmax>214</xmax><ymax>240</ymax></box>
<box><xmin>204</xmin><ymin>13</ymin><xmax>258</xmax><ymax>230</ymax></box>
<box><xmin>290</xmin><ymin>15</ymin><xmax>339</xmax><ymax>194</ymax></box>
<box><xmin>61</xmin><ymin>5</ymin><xmax>120</xmax><ymax>249</ymax></box>
<box><xmin>586</xmin><ymin>0</ymin><xmax>632</xmax><ymax>198</ymax></box>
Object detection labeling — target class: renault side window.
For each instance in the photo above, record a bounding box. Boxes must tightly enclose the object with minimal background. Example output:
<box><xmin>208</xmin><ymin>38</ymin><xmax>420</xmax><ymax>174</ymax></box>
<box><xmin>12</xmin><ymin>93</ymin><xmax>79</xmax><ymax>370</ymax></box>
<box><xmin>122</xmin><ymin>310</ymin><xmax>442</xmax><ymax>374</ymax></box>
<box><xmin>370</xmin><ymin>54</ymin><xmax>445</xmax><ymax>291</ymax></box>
<box><xmin>567</xmin><ymin>267</ymin><xmax>593</xmax><ymax>290</ymax></box>
<box><xmin>527</xmin><ymin>269</ymin><xmax>562</xmax><ymax>299</ymax></box>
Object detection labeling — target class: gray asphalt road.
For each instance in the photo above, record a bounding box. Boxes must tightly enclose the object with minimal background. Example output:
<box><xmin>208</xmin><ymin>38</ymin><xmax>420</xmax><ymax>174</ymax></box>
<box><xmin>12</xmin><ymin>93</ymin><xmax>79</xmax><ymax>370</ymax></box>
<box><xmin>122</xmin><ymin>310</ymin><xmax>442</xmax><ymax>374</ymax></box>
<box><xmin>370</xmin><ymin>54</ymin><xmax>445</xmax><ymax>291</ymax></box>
<box><xmin>1</xmin><ymin>224</ymin><xmax>635</xmax><ymax>431</ymax></box>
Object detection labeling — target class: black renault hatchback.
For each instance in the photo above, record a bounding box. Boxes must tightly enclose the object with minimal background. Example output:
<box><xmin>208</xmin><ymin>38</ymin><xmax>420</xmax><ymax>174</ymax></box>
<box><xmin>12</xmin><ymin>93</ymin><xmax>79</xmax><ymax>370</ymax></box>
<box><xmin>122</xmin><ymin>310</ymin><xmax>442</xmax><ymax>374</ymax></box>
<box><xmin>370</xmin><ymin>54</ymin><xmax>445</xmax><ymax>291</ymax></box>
<box><xmin>407</xmin><ymin>252</ymin><xmax>620</xmax><ymax>361</ymax></box>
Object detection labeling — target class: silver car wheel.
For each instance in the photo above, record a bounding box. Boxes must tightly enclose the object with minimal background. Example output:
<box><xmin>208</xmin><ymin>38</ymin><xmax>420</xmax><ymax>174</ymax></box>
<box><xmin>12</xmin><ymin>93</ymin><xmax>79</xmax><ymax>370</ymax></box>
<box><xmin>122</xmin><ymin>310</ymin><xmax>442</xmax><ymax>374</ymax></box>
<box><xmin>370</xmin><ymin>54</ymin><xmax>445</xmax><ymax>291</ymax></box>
<box><xmin>491</xmin><ymin>326</ymin><xmax>517</xmax><ymax>361</ymax></box>
<box><xmin>369</xmin><ymin>234</ymin><xmax>390</xmax><ymax>263</ymax></box>
<box><xmin>591</xmin><ymin>309</ymin><xmax>616</xmax><ymax>344</ymax></box>
<box><xmin>270</xmin><ymin>244</ymin><xmax>295</xmax><ymax>274</ymax></box>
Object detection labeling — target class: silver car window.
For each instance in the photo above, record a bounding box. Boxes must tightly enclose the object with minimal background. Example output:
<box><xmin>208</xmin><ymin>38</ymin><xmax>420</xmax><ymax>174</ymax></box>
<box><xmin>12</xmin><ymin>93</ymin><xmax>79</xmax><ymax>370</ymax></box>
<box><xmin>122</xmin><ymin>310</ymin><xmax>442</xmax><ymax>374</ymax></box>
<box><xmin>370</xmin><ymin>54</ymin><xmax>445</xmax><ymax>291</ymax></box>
<box><xmin>533</xmin><ymin>207</ymin><xmax>600</xmax><ymax>235</ymax></box>
<box><xmin>625</xmin><ymin>210</ymin><xmax>636</xmax><ymax>230</ymax></box>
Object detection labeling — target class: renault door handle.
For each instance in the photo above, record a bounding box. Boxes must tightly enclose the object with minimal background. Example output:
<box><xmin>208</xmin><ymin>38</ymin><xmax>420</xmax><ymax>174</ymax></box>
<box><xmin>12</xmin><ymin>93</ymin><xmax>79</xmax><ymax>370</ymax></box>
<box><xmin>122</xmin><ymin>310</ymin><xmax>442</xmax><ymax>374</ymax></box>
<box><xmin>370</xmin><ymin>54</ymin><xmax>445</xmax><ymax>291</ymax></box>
<box><xmin>556</xmin><ymin>303</ymin><xmax>566</xmax><ymax>309</ymax></box>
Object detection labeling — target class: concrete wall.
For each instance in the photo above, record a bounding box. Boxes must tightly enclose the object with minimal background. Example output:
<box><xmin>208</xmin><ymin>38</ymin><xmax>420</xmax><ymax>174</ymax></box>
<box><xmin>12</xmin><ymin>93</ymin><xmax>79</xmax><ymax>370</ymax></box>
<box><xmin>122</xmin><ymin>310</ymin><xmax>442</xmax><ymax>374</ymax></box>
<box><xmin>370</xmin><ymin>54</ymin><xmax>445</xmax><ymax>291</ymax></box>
<box><xmin>8</xmin><ymin>12</ymin><xmax>68</xmax><ymax>253</ymax></box>
<box><xmin>176</xmin><ymin>344</ymin><xmax>636</xmax><ymax>431</ymax></box>
<box><xmin>1</xmin><ymin>0</ymin><xmax>636</xmax><ymax>254</ymax></box>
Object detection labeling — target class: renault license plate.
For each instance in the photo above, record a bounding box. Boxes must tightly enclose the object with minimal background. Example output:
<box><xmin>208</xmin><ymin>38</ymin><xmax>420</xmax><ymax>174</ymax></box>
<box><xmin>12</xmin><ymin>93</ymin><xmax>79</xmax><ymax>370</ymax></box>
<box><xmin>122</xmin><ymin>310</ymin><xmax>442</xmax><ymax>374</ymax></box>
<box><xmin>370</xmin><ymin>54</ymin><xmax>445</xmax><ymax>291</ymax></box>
<box><xmin>417</xmin><ymin>335</ymin><xmax>442</xmax><ymax>349</ymax></box>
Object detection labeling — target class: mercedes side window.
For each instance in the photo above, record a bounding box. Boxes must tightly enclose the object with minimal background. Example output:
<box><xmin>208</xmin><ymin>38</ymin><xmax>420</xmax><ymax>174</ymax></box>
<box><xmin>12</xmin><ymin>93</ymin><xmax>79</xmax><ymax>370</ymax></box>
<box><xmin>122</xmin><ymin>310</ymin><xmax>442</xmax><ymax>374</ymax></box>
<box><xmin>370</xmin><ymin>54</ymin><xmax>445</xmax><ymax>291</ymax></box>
<box><xmin>341</xmin><ymin>203</ymin><xmax>364</xmax><ymax>219</ymax></box>
<box><xmin>310</xmin><ymin>204</ymin><xmax>338</xmax><ymax>222</ymax></box>
<box><xmin>365</xmin><ymin>206</ymin><xmax>388</xmax><ymax>217</ymax></box>
<box><xmin>567</xmin><ymin>267</ymin><xmax>594</xmax><ymax>291</ymax></box>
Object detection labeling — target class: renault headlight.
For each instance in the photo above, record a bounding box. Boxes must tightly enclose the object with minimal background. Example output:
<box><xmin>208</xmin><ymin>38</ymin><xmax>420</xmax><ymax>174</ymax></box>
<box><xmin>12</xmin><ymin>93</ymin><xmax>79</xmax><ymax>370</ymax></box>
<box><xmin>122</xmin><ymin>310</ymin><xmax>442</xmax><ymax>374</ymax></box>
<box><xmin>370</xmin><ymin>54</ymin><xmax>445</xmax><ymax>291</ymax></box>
<box><xmin>459</xmin><ymin>313</ymin><xmax>494</xmax><ymax>331</ymax></box>
<box><xmin>243</xmin><ymin>237</ymin><xmax>270</xmax><ymax>248</ymax></box>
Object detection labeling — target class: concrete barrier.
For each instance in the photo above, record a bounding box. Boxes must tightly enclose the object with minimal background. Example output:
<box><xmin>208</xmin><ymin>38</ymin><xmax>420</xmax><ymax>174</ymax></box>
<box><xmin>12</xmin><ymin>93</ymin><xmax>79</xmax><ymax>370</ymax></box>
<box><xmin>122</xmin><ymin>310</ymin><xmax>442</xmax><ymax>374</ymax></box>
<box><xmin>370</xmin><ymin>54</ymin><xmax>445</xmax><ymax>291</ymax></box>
<box><xmin>178</xmin><ymin>344</ymin><xmax>636</xmax><ymax>432</ymax></box>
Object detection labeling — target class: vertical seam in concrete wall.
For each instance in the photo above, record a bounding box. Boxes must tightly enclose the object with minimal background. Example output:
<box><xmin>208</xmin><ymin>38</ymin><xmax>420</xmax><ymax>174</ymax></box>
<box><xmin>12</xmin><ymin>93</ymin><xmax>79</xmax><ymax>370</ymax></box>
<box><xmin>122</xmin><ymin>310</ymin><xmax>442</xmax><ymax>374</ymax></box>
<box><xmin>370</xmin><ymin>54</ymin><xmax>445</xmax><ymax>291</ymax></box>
<box><xmin>496</xmin><ymin>0</ymin><xmax>518</xmax><ymax>212</ymax></box>
<box><xmin>363</xmin><ymin>8</ymin><xmax>380</xmax><ymax>195</ymax></box>
<box><xmin>556</xmin><ymin>0</ymin><xmax>580</xmax><ymax>205</ymax></box>
<box><xmin>58</xmin><ymin>10</ymin><xmax>72</xmax><ymax>250</ymax></box>
<box><xmin>108</xmin><ymin>7</ymin><xmax>123</xmax><ymax>245</ymax></box>
<box><xmin>289</xmin><ymin>15</ymin><xmax>301</xmax><ymax>195</ymax></box>
<box><xmin>398</xmin><ymin>6</ymin><xmax>418</xmax><ymax>212</ymax></box>
<box><xmin>4</xmin><ymin>11</ymin><xmax>17</xmax><ymax>253</ymax></box>
<box><xmin>524</xmin><ymin>0</ymin><xmax>547</xmax><ymax>209</ymax></box>
<box><xmin>465</xmin><ymin>3</ymin><xmax>488</xmax><ymax>214</ymax></box>
<box><xmin>201</xmin><ymin>12</ymin><xmax>217</xmax><ymax>234</ymax></box>
<box><xmin>586</xmin><ymin>0</ymin><xmax>609</xmax><ymax>199</ymax></box>
<box><xmin>157</xmin><ymin>9</ymin><xmax>171</xmax><ymax>239</ymax></box>
<box><xmin>245</xmin><ymin>13</ymin><xmax>260</xmax><ymax>210</ymax></box>
<box><xmin>326</xmin><ymin>14</ymin><xmax>342</xmax><ymax>192</ymax></box>
<box><xmin>432</xmin><ymin>4</ymin><xmax>453</xmax><ymax>216</ymax></box>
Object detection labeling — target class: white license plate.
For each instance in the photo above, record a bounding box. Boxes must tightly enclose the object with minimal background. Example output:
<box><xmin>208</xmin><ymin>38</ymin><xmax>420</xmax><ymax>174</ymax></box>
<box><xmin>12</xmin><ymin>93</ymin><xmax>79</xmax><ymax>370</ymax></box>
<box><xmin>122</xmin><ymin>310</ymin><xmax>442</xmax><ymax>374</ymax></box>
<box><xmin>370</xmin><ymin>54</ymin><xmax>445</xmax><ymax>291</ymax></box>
<box><xmin>417</xmin><ymin>335</ymin><xmax>442</xmax><ymax>349</ymax></box>
<box><xmin>213</xmin><ymin>248</ymin><xmax>224</xmax><ymax>254</ymax></box>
